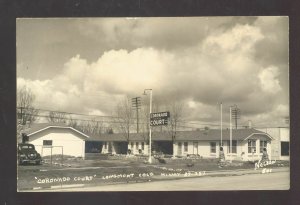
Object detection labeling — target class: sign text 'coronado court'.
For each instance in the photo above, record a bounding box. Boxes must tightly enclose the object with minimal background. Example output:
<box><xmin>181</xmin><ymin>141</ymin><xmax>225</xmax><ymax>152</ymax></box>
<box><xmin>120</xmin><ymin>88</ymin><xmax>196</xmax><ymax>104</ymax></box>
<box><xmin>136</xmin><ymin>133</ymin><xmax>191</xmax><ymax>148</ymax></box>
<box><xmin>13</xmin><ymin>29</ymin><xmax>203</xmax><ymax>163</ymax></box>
<box><xmin>150</xmin><ymin>111</ymin><xmax>170</xmax><ymax>126</ymax></box>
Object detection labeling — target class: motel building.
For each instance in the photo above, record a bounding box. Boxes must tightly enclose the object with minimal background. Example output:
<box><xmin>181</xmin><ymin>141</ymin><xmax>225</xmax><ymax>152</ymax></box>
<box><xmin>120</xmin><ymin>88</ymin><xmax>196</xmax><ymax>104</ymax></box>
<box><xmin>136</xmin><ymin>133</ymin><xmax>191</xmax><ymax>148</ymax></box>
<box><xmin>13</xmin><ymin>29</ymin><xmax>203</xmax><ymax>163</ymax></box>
<box><xmin>18</xmin><ymin>123</ymin><xmax>290</xmax><ymax>162</ymax></box>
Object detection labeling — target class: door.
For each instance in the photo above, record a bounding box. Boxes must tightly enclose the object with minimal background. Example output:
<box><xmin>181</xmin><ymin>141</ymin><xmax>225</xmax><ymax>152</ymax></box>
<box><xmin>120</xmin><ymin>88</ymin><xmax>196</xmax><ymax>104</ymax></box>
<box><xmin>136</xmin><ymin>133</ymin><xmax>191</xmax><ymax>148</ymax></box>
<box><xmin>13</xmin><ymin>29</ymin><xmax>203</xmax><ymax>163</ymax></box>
<box><xmin>193</xmin><ymin>142</ymin><xmax>198</xmax><ymax>155</ymax></box>
<box><xmin>177</xmin><ymin>142</ymin><xmax>182</xmax><ymax>156</ymax></box>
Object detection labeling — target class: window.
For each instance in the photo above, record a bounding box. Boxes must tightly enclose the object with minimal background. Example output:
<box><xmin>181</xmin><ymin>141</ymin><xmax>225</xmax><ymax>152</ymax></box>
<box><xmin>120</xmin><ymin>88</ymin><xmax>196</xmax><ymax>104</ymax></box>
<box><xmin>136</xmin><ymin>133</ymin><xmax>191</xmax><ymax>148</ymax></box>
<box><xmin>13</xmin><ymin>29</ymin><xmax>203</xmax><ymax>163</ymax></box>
<box><xmin>248</xmin><ymin>140</ymin><xmax>256</xmax><ymax>153</ymax></box>
<box><xmin>184</xmin><ymin>142</ymin><xmax>188</xmax><ymax>152</ymax></box>
<box><xmin>260</xmin><ymin>140</ymin><xmax>268</xmax><ymax>153</ymax></box>
<box><xmin>210</xmin><ymin>142</ymin><xmax>216</xmax><ymax>153</ymax></box>
<box><xmin>136</xmin><ymin>142</ymin><xmax>139</xmax><ymax>150</ymax></box>
<box><xmin>281</xmin><ymin>142</ymin><xmax>289</xmax><ymax>156</ymax></box>
<box><xmin>141</xmin><ymin>142</ymin><xmax>144</xmax><ymax>150</ymax></box>
<box><xmin>131</xmin><ymin>142</ymin><xmax>134</xmax><ymax>149</ymax></box>
<box><xmin>104</xmin><ymin>142</ymin><xmax>107</xmax><ymax>149</ymax></box>
<box><xmin>43</xmin><ymin>140</ymin><xmax>52</xmax><ymax>146</ymax></box>
<box><xmin>227</xmin><ymin>140</ymin><xmax>237</xmax><ymax>153</ymax></box>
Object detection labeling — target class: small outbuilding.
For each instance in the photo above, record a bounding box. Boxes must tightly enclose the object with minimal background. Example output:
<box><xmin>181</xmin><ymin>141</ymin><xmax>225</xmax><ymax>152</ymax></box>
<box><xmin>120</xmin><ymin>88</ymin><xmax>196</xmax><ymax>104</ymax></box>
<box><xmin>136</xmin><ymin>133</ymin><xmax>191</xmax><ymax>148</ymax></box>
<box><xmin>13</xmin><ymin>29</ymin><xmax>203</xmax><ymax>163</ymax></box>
<box><xmin>19</xmin><ymin>123</ymin><xmax>89</xmax><ymax>158</ymax></box>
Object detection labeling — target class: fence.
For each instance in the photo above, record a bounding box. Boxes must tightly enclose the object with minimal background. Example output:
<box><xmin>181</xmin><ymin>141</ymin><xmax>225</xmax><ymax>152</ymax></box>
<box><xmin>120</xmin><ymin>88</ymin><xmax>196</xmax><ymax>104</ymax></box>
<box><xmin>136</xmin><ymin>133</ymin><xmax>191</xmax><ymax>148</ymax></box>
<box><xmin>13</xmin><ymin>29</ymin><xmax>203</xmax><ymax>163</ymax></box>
<box><xmin>35</xmin><ymin>145</ymin><xmax>64</xmax><ymax>165</ymax></box>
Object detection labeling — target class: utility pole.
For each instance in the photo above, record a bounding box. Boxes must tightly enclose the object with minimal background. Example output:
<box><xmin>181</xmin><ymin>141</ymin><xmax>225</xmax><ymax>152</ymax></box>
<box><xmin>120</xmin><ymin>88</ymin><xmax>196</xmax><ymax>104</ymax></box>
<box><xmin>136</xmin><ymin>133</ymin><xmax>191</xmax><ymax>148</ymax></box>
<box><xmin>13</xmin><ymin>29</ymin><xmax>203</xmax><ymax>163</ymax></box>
<box><xmin>132</xmin><ymin>97</ymin><xmax>141</xmax><ymax>133</ymax></box>
<box><xmin>231</xmin><ymin>105</ymin><xmax>241</xmax><ymax>129</ymax></box>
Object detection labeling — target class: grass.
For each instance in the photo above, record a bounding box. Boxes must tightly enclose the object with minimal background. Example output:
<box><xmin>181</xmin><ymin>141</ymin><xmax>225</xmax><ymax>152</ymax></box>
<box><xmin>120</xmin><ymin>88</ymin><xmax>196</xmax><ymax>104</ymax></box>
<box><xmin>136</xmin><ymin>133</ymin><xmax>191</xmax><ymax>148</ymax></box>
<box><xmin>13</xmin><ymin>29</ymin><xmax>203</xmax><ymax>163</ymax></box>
<box><xmin>17</xmin><ymin>156</ymin><xmax>290</xmax><ymax>190</ymax></box>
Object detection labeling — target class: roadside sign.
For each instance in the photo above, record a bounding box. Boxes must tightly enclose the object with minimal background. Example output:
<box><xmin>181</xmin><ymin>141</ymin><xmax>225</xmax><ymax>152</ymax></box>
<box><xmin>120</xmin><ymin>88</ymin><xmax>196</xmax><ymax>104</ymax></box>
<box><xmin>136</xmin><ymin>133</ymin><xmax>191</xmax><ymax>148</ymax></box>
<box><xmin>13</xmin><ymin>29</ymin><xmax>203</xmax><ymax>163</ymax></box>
<box><xmin>150</xmin><ymin>111</ymin><xmax>170</xmax><ymax>126</ymax></box>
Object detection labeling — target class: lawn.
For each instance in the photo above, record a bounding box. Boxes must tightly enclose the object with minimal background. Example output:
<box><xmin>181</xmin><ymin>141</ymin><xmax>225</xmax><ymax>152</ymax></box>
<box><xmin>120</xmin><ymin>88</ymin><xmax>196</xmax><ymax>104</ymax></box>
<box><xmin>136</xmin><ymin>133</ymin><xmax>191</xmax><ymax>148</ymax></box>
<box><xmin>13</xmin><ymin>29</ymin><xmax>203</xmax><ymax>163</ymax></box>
<box><xmin>17</xmin><ymin>155</ymin><xmax>289</xmax><ymax>191</ymax></box>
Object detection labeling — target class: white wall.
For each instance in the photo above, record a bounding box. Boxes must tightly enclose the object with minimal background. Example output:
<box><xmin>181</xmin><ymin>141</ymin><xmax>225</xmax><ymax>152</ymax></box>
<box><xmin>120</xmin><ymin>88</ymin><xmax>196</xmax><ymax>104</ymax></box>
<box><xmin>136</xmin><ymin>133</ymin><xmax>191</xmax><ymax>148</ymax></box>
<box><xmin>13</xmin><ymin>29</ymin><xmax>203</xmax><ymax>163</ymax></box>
<box><xmin>29</xmin><ymin>128</ymin><xmax>85</xmax><ymax>158</ymax></box>
<box><xmin>175</xmin><ymin>141</ymin><xmax>218</xmax><ymax>158</ymax></box>
<box><xmin>257</xmin><ymin>127</ymin><xmax>290</xmax><ymax>160</ymax></box>
<box><xmin>101</xmin><ymin>141</ymin><xmax>148</xmax><ymax>155</ymax></box>
<box><xmin>127</xmin><ymin>141</ymin><xmax>148</xmax><ymax>155</ymax></box>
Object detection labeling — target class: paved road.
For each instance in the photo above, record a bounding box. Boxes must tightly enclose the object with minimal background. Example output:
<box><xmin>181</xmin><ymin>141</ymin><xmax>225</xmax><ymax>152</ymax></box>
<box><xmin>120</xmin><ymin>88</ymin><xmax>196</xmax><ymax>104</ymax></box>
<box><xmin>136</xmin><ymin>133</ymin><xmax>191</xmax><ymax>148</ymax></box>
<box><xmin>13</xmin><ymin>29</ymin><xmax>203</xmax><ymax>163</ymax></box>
<box><xmin>38</xmin><ymin>170</ymin><xmax>289</xmax><ymax>191</ymax></box>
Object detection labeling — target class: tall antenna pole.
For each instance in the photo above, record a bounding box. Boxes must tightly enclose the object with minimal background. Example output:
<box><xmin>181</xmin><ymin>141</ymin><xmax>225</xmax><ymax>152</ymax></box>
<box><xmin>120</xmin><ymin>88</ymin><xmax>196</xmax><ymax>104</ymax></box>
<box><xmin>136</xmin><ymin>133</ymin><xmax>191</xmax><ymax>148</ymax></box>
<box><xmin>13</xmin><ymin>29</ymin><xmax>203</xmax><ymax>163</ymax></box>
<box><xmin>143</xmin><ymin>89</ymin><xmax>152</xmax><ymax>164</ymax></box>
<box><xmin>149</xmin><ymin>90</ymin><xmax>152</xmax><ymax>163</ymax></box>
<box><xmin>230</xmin><ymin>106</ymin><xmax>232</xmax><ymax>163</ymax></box>
<box><xmin>221</xmin><ymin>102</ymin><xmax>223</xmax><ymax>146</ymax></box>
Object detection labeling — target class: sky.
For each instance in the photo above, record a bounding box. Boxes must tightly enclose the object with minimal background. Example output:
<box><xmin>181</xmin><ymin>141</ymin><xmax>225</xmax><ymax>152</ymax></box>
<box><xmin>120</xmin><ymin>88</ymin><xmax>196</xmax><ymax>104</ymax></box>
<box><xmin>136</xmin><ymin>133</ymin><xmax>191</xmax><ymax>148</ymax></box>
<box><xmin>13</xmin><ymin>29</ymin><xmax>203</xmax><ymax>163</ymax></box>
<box><xmin>16</xmin><ymin>17</ymin><xmax>289</xmax><ymax>128</ymax></box>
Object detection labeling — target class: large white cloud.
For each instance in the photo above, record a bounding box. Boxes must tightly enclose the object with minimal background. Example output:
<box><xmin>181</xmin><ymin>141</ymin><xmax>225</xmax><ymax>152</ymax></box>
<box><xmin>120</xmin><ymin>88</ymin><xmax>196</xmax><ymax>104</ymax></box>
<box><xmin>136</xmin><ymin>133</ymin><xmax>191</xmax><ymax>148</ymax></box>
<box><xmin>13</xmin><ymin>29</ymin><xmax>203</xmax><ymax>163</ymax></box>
<box><xmin>258</xmin><ymin>66</ymin><xmax>282</xmax><ymax>94</ymax></box>
<box><xmin>17</xmin><ymin>17</ymin><xmax>288</xmax><ymax>127</ymax></box>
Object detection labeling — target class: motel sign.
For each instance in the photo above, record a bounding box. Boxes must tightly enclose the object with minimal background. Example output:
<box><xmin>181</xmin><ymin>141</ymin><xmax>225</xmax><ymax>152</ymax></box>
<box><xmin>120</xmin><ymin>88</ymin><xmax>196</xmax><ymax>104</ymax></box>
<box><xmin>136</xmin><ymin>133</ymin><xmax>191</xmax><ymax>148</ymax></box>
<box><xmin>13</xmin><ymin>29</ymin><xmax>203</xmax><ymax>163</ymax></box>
<box><xmin>150</xmin><ymin>111</ymin><xmax>170</xmax><ymax>126</ymax></box>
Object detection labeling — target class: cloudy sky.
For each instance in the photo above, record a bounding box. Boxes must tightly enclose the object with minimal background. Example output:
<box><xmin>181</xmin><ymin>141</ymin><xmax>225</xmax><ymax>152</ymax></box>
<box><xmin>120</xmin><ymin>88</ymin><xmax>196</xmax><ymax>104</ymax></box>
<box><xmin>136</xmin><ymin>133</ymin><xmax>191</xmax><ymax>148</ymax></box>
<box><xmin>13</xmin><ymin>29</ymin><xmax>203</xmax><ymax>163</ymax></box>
<box><xmin>17</xmin><ymin>17</ymin><xmax>289</xmax><ymax>128</ymax></box>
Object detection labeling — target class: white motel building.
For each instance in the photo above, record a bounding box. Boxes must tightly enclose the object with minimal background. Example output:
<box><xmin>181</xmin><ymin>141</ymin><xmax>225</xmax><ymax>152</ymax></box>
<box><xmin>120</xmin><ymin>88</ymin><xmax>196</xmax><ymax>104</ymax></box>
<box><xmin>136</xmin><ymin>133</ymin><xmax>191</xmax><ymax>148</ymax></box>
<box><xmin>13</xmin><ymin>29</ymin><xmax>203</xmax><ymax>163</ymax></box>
<box><xmin>19</xmin><ymin>123</ymin><xmax>289</xmax><ymax>161</ymax></box>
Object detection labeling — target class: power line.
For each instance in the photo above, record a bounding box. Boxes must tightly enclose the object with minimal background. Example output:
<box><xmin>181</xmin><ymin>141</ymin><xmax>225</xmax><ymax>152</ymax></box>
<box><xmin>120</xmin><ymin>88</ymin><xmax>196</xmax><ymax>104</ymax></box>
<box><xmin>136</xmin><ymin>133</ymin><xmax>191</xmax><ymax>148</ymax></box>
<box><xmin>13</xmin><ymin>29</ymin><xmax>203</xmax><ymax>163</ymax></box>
<box><xmin>17</xmin><ymin>107</ymin><xmax>118</xmax><ymax>119</ymax></box>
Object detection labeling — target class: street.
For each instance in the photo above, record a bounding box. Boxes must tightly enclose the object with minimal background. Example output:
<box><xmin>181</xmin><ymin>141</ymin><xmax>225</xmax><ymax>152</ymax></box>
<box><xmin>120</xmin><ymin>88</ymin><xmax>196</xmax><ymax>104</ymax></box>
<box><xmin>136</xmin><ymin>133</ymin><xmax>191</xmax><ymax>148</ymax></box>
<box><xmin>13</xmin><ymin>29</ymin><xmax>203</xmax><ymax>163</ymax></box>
<box><xmin>28</xmin><ymin>170</ymin><xmax>289</xmax><ymax>191</ymax></box>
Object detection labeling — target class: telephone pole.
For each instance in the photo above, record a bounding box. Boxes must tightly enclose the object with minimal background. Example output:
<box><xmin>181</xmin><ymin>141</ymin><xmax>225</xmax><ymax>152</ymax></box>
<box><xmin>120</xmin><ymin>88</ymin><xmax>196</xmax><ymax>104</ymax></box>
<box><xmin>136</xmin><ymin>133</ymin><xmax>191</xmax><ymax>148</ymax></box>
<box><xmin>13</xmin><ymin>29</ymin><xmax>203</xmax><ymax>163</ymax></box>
<box><xmin>132</xmin><ymin>97</ymin><xmax>141</xmax><ymax>133</ymax></box>
<box><xmin>231</xmin><ymin>105</ymin><xmax>241</xmax><ymax>129</ymax></box>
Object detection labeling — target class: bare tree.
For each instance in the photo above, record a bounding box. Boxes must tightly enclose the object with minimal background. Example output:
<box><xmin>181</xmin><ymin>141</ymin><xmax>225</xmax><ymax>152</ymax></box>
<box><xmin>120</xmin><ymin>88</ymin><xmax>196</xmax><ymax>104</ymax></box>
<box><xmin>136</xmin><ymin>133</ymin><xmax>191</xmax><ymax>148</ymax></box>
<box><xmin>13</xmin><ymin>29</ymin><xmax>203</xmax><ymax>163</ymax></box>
<box><xmin>67</xmin><ymin>116</ymin><xmax>79</xmax><ymax>129</ymax></box>
<box><xmin>114</xmin><ymin>96</ymin><xmax>134</xmax><ymax>142</ymax></box>
<box><xmin>48</xmin><ymin>111</ymin><xmax>67</xmax><ymax>123</ymax></box>
<box><xmin>17</xmin><ymin>85</ymin><xmax>39</xmax><ymax>126</ymax></box>
<box><xmin>83</xmin><ymin>119</ymin><xmax>104</xmax><ymax>135</ymax></box>
<box><xmin>166</xmin><ymin>100</ymin><xmax>185</xmax><ymax>146</ymax></box>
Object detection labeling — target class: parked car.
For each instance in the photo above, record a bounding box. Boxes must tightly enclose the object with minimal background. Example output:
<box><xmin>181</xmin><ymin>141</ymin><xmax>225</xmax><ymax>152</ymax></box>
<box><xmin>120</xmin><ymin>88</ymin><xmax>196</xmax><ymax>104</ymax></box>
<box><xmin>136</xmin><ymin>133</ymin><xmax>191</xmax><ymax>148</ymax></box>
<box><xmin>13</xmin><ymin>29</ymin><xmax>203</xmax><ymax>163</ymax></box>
<box><xmin>17</xmin><ymin>143</ymin><xmax>42</xmax><ymax>165</ymax></box>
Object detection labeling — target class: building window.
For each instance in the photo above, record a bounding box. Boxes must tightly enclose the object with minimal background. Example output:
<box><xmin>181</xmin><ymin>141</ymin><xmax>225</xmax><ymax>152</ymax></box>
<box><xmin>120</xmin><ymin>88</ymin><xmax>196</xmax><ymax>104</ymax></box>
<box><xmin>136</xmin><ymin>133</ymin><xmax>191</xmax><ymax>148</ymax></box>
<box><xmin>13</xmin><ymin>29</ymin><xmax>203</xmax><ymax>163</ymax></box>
<box><xmin>260</xmin><ymin>140</ymin><xmax>268</xmax><ymax>153</ymax></box>
<box><xmin>141</xmin><ymin>142</ymin><xmax>144</xmax><ymax>150</ymax></box>
<box><xmin>131</xmin><ymin>142</ymin><xmax>134</xmax><ymax>149</ymax></box>
<box><xmin>43</xmin><ymin>140</ymin><xmax>52</xmax><ymax>146</ymax></box>
<box><xmin>210</xmin><ymin>142</ymin><xmax>216</xmax><ymax>153</ymax></box>
<box><xmin>136</xmin><ymin>142</ymin><xmax>139</xmax><ymax>150</ymax></box>
<box><xmin>281</xmin><ymin>142</ymin><xmax>289</xmax><ymax>156</ymax></box>
<box><xmin>248</xmin><ymin>140</ymin><xmax>256</xmax><ymax>153</ymax></box>
<box><xmin>227</xmin><ymin>140</ymin><xmax>237</xmax><ymax>153</ymax></box>
<box><xmin>184</xmin><ymin>142</ymin><xmax>188</xmax><ymax>152</ymax></box>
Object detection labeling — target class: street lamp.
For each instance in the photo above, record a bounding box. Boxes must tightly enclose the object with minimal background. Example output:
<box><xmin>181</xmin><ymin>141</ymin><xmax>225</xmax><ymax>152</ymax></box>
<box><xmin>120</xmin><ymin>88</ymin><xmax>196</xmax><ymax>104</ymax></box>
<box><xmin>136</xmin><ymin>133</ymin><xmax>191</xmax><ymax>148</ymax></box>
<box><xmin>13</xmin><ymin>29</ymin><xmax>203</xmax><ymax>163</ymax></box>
<box><xmin>143</xmin><ymin>89</ymin><xmax>152</xmax><ymax>163</ymax></box>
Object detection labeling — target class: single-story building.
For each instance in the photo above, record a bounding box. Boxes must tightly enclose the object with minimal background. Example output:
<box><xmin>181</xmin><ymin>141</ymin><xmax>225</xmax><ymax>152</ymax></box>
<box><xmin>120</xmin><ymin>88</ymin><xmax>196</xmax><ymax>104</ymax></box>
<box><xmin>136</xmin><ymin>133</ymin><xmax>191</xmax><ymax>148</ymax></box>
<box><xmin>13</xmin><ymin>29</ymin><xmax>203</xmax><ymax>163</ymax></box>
<box><xmin>90</xmin><ymin>128</ymin><xmax>273</xmax><ymax>161</ymax></box>
<box><xmin>18</xmin><ymin>123</ymin><xmax>89</xmax><ymax>158</ymax></box>
<box><xmin>19</xmin><ymin>123</ymin><xmax>274</xmax><ymax>161</ymax></box>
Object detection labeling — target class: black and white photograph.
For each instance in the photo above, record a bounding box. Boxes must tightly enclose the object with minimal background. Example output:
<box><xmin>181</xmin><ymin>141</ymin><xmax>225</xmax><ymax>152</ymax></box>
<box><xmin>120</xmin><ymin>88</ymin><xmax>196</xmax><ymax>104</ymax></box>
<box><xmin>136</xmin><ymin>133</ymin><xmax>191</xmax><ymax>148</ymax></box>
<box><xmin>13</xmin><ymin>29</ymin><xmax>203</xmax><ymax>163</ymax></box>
<box><xmin>16</xmin><ymin>17</ymin><xmax>289</xmax><ymax>192</ymax></box>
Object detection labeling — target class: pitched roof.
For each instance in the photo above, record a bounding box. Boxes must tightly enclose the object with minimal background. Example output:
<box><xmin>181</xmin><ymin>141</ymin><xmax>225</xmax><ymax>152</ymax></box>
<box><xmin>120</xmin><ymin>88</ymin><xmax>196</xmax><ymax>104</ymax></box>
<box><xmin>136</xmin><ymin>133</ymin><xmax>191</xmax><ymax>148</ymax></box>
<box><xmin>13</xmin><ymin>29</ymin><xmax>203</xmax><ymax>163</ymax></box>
<box><xmin>87</xmin><ymin>128</ymin><xmax>271</xmax><ymax>142</ymax></box>
<box><xmin>19</xmin><ymin>123</ymin><xmax>90</xmax><ymax>140</ymax></box>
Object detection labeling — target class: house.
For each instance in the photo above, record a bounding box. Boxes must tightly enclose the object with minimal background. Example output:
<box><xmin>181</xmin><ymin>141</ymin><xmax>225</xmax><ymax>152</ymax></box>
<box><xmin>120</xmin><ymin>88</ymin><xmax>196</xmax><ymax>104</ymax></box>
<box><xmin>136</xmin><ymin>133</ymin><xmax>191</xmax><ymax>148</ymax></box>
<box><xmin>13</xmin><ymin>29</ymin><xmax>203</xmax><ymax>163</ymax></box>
<box><xmin>90</xmin><ymin>128</ymin><xmax>273</xmax><ymax>161</ymax></box>
<box><xmin>19</xmin><ymin>123</ymin><xmax>89</xmax><ymax>158</ymax></box>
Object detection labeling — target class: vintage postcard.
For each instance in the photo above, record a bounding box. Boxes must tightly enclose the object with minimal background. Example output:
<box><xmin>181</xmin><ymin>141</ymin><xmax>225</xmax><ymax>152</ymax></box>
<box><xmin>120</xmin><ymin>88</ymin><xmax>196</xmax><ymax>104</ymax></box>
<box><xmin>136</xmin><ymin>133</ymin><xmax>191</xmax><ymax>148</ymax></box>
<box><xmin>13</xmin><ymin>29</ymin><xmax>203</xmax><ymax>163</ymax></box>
<box><xmin>16</xmin><ymin>17</ymin><xmax>289</xmax><ymax>192</ymax></box>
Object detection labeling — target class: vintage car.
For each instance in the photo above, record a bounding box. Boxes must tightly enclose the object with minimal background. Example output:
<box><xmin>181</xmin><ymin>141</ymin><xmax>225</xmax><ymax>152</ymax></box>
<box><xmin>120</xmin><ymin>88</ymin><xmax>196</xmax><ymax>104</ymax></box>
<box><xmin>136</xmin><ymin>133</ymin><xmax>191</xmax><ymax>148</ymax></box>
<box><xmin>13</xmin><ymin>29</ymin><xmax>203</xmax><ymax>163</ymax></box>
<box><xmin>17</xmin><ymin>143</ymin><xmax>42</xmax><ymax>165</ymax></box>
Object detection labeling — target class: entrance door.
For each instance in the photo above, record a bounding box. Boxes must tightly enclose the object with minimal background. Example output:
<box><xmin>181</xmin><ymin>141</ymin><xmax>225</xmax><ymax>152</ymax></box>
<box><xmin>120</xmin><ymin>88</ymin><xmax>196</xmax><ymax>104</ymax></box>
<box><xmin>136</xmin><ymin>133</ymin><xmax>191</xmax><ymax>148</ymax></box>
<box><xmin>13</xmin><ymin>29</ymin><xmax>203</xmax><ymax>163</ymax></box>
<box><xmin>193</xmin><ymin>142</ymin><xmax>198</xmax><ymax>155</ymax></box>
<box><xmin>177</xmin><ymin>142</ymin><xmax>182</xmax><ymax>156</ymax></box>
